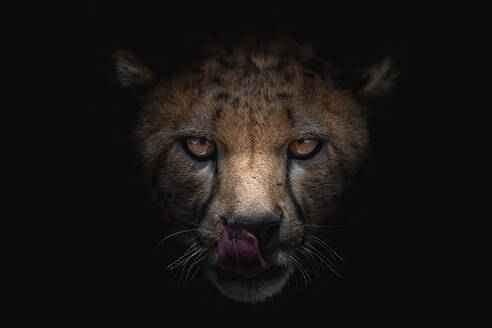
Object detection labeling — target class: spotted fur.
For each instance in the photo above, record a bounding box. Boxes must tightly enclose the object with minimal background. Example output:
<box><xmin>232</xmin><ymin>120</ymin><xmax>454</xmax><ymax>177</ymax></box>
<box><xmin>112</xmin><ymin>36</ymin><xmax>395</xmax><ymax>303</ymax></box>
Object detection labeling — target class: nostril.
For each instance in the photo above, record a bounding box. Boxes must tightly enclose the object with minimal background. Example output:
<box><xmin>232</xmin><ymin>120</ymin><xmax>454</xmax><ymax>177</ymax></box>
<box><xmin>263</xmin><ymin>222</ymin><xmax>280</xmax><ymax>243</ymax></box>
<box><xmin>260</xmin><ymin>215</ymin><xmax>281</xmax><ymax>246</ymax></box>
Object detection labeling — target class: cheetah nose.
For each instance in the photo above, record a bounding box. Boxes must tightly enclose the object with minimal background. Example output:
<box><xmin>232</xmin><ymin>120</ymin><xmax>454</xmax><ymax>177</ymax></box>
<box><xmin>227</xmin><ymin>214</ymin><xmax>281</xmax><ymax>247</ymax></box>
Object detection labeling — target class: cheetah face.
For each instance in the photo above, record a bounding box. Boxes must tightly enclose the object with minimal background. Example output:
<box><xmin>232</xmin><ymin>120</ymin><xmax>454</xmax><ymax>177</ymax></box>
<box><xmin>112</xmin><ymin>39</ymin><xmax>394</xmax><ymax>303</ymax></box>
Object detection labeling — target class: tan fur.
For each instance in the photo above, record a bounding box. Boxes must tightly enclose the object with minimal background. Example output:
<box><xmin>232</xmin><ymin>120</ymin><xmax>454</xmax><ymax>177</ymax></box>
<box><xmin>113</xmin><ymin>37</ymin><xmax>393</xmax><ymax>303</ymax></box>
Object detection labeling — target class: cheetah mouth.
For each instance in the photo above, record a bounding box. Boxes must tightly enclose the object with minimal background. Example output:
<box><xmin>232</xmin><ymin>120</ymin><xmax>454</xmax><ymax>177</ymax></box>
<box><xmin>213</xmin><ymin>263</ymin><xmax>287</xmax><ymax>285</ymax></box>
<box><xmin>217</xmin><ymin>224</ymin><xmax>272</xmax><ymax>278</ymax></box>
<box><xmin>204</xmin><ymin>225</ymin><xmax>293</xmax><ymax>302</ymax></box>
<box><xmin>204</xmin><ymin>252</ymin><xmax>292</xmax><ymax>303</ymax></box>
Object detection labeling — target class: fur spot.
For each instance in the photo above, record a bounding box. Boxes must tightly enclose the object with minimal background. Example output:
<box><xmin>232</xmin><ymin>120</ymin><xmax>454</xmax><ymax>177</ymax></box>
<box><xmin>284</xmin><ymin>73</ymin><xmax>294</xmax><ymax>83</ymax></box>
<box><xmin>285</xmin><ymin>106</ymin><xmax>294</xmax><ymax>123</ymax></box>
<box><xmin>214</xmin><ymin>92</ymin><xmax>230</xmax><ymax>101</ymax></box>
<box><xmin>212</xmin><ymin>77</ymin><xmax>224</xmax><ymax>86</ymax></box>
<box><xmin>215</xmin><ymin>107</ymin><xmax>223</xmax><ymax>119</ymax></box>
<box><xmin>277</xmin><ymin>92</ymin><xmax>292</xmax><ymax>99</ymax></box>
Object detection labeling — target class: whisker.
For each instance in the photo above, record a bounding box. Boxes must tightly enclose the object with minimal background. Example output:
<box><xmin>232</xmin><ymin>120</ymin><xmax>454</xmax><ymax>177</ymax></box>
<box><xmin>176</xmin><ymin>247</ymin><xmax>203</xmax><ymax>273</ymax></box>
<box><xmin>184</xmin><ymin>237</ymin><xmax>198</xmax><ymax>245</ymax></box>
<box><xmin>176</xmin><ymin>248</ymin><xmax>204</xmax><ymax>287</ymax></box>
<box><xmin>166</xmin><ymin>242</ymin><xmax>198</xmax><ymax>269</ymax></box>
<box><xmin>183</xmin><ymin>250</ymin><xmax>207</xmax><ymax>285</ymax></box>
<box><xmin>303</xmin><ymin>224</ymin><xmax>348</xmax><ymax>229</ymax></box>
<box><xmin>304</xmin><ymin>235</ymin><xmax>338</xmax><ymax>262</ymax></box>
<box><xmin>288</xmin><ymin>255</ymin><xmax>311</xmax><ymax>287</ymax></box>
<box><xmin>176</xmin><ymin>219</ymin><xmax>201</xmax><ymax>227</ymax></box>
<box><xmin>189</xmin><ymin>253</ymin><xmax>208</xmax><ymax>281</ymax></box>
<box><xmin>304</xmin><ymin>234</ymin><xmax>345</xmax><ymax>263</ymax></box>
<box><xmin>304</xmin><ymin>241</ymin><xmax>343</xmax><ymax>279</ymax></box>
<box><xmin>299</xmin><ymin>246</ymin><xmax>321</xmax><ymax>277</ymax></box>
<box><xmin>183</xmin><ymin>248</ymin><xmax>206</xmax><ymax>275</ymax></box>
<box><xmin>288</xmin><ymin>256</ymin><xmax>304</xmax><ymax>286</ymax></box>
<box><xmin>304</xmin><ymin>241</ymin><xmax>335</xmax><ymax>267</ymax></box>
<box><xmin>156</xmin><ymin>229</ymin><xmax>197</xmax><ymax>249</ymax></box>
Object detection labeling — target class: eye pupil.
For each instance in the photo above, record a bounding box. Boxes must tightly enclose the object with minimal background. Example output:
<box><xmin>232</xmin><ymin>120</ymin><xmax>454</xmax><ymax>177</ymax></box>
<box><xmin>185</xmin><ymin>137</ymin><xmax>215</xmax><ymax>160</ymax></box>
<box><xmin>288</xmin><ymin>138</ymin><xmax>320</xmax><ymax>159</ymax></box>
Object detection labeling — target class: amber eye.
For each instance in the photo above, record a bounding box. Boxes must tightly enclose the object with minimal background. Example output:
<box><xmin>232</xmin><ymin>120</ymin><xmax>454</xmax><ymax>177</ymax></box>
<box><xmin>185</xmin><ymin>137</ymin><xmax>215</xmax><ymax>159</ymax></box>
<box><xmin>288</xmin><ymin>138</ymin><xmax>320</xmax><ymax>159</ymax></box>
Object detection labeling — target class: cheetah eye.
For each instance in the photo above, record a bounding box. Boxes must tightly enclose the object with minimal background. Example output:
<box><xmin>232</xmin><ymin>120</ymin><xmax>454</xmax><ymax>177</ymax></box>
<box><xmin>288</xmin><ymin>138</ymin><xmax>321</xmax><ymax>159</ymax></box>
<box><xmin>184</xmin><ymin>137</ymin><xmax>216</xmax><ymax>161</ymax></box>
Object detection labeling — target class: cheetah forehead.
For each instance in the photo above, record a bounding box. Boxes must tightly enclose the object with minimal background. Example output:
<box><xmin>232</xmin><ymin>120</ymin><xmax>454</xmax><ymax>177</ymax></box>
<box><xmin>185</xmin><ymin>38</ymin><xmax>328</xmax><ymax>86</ymax></box>
<box><xmin>143</xmin><ymin>38</ymin><xmax>364</xmax><ymax>153</ymax></box>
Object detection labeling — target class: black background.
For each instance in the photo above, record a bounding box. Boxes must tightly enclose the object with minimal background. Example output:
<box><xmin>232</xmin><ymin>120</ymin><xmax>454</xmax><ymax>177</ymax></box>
<box><xmin>70</xmin><ymin>3</ymin><xmax>440</xmax><ymax>323</ymax></box>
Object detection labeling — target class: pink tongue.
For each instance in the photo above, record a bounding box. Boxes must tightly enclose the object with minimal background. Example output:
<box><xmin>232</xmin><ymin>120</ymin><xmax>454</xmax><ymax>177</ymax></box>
<box><xmin>218</xmin><ymin>225</ymin><xmax>270</xmax><ymax>277</ymax></box>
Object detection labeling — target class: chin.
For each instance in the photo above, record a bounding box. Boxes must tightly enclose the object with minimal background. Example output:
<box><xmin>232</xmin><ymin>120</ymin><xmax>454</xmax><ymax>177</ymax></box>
<box><xmin>204</xmin><ymin>251</ymin><xmax>293</xmax><ymax>303</ymax></box>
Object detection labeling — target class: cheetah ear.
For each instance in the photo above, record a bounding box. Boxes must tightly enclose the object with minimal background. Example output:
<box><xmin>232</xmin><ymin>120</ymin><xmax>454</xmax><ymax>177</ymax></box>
<box><xmin>111</xmin><ymin>50</ymin><xmax>155</xmax><ymax>97</ymax></box>
<box><xmin>357</xmin><ymin>57</ymin><xmax>397</xmax><ymax>100</ymax></box>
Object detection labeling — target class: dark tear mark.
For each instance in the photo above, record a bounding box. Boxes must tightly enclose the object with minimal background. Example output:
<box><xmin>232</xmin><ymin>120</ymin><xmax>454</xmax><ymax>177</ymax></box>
<box><xmin>285</xmin><ymin>157</ymin><xmax>306</xmax><ymax>223</ymax></box>
<box><xmin>151</xmin><ymin>145</ymin><xmax>172</xmax><ymax>187</ymax></box>
<box><xmin>198</xmin><ymin>163</ymin><xmax>219</xmax><ymax>224</ymax></box>
<box><xmin>231</xmin><ymin>97</ymin><xmax>240</xmax><ymax>108</ymax></box>
<box><xmin>215</xmin><ymin>107</ymin><xmax>223</xmax><ymax>120</ymax></box>
<box><xmin>285</xmin><ymin>106</ymin><xmax>294</xmax><ymax>125</ymax></box>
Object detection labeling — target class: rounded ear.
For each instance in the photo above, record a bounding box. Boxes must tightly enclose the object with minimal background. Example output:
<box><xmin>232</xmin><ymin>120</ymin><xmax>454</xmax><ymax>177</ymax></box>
<box><xmin>111</xmin><ymin>50</ymin><xmax>155</xmax><ymax>98</ymax></box>
<box><xmin>357</xmin><ymin>57</ymin><xmax>397</xmax><ymax>100</ymax></box>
